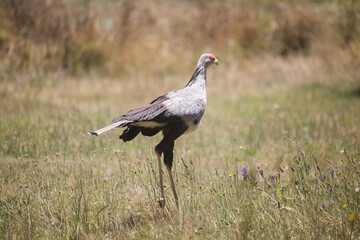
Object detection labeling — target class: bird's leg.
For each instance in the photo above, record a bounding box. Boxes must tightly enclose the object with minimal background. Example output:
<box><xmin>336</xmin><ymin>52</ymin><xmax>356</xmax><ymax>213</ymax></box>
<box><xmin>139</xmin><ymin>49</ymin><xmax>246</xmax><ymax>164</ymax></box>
<box><xmin>164</xmin><ymin>142</ymin><xmax>179</xmax><ymax>208</ymax></box>
<box><xmin>156</xmin><ymin>151</ymin><xmax>165</xmax><ymax>208</ymax></box>
<box><xmin>157</xmin><ymin>130</ymin><xmax>185</xmax><ymax>209</ymax></box>
<box><xmin>166</xmin><ymin>165</ymin><xmax>179</xmax><ymax>209</ymax></box>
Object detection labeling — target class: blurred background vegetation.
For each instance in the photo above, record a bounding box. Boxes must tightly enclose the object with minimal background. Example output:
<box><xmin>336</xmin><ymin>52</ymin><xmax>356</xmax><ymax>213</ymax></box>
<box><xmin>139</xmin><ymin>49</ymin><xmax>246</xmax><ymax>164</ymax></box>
<box><xmin>0</xmin><ymin>0</ymin><xmax>359</xmax><ymax>80</ymax></box>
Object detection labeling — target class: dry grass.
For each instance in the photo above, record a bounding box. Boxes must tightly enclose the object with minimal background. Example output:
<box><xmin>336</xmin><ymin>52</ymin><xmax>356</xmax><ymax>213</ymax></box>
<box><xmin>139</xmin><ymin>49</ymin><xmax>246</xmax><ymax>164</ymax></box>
<box><xmin>1</xmin><ymin>46</ymin><xmax>360</xmax><ymax>238</ymax></box>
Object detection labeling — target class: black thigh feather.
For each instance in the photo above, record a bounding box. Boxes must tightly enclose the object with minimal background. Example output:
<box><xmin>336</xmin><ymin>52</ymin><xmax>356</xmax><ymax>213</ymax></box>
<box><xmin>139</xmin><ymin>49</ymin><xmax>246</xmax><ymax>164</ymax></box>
<box><xmin>141</xmin><ymin>128</ymin><xmax>161</xmax><ymax>137</ymax></box>
<box><xmin>120</xmin><ymin>126</ymin><xmax>161</xmax><ymax>142</ymax></box>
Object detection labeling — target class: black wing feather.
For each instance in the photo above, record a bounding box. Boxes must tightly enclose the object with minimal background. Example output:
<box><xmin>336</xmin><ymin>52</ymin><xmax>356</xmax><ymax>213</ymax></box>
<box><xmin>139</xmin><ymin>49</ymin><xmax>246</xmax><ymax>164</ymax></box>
<box><xmin>120</xmin><ymin>126</ymin><xmax>140</xmax><ymax>142</ymax></box>
<box><xmin>112</xmin><ymin>94</ymin><xmax>181</xmax><ymax>124</ymax></box>
<box><xmin>112</xmin><ymin>103</ymin><xmax>167</xmax><ymax>123</ymax></box>
<box><xmin>149</xmin><ymin>94</ymin><xmax>169</xmax><ymax>104</ymax></box>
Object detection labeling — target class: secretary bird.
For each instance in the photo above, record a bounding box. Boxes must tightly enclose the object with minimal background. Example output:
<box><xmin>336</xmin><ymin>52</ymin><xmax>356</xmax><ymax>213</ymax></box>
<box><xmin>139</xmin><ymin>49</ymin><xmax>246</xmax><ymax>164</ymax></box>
<box><xmin>88</xmin><ymin>53</ymin><xmax>218</xmax><ymax>208</ymax></box>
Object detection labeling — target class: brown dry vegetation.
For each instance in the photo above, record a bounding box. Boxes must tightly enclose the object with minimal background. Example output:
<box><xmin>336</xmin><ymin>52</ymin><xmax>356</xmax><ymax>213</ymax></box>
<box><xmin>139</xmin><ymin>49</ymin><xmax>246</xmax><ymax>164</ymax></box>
<box><xmin>0</xmin><ymin>0</ymin><xmax>359</xmax><ymax>79</ymax></box>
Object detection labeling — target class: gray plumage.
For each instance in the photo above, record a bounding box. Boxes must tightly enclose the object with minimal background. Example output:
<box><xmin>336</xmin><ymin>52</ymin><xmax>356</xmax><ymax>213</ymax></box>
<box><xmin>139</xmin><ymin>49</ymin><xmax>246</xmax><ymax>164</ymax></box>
<box><xmin>88</xmin><ymin>53</ymin><xmax>219</xmax><ymax>208</ymax></box>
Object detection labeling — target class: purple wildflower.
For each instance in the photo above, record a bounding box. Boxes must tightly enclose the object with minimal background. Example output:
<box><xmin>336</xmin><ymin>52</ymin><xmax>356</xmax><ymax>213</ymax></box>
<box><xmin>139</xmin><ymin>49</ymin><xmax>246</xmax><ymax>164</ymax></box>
<box><xmin>272</xmin><ymin>183</ymin><xmax>276</xmax><ymax>187</ymax></box>
<box><xmin>299</xmin><ymin>167</ymin><xmax>302</xmax><ymax>171</ymax></box>
<box><xmin>321</xmin><ymin>204</ymin><xmax>325</xmax><ymax>208</ymax></box>
<box><xmin>243</xmin><ymin>174</ymin><xmax>248</xmax><ymax>180</ymax></box>
<box><xmin>271</xmin><ymin>191</ymin><xmax>275</xmax><ymax>194</ymax></box>
<box><xmin>298</xmin><ymin>157</ymin><xmax>301</xmax><ymax>161</ymax></box>
<box><xmin>259</xmin><ymin>170</ymin><xmax>263</xmax><ymax>175</ymax></box>
<box><xmin>306</xmin><ymin>164</ymin><xmax>311</xmax><ymax>168</ymax></box>
<box><xmin>330</xmin><ymin>170</ymin><xmax>334</xmax><ymax>175</ymax></box>
<box><xmin>328</xmin><ymin>189</ymin><xmax>332</xmax><ymax>193</ymax></box>
<box><xmin>241</xmin><ymin>168</ymin><xmax>247</xmax><ymax>173</ymax></box>
<box><xmin>255</xmin><ymin>182</ymin><xmax>258</xmax><ymax>185</ymax></box>
<box><xmin>330</xmin><ymin>200</ymin><xmax>333</xmax><ymax>203</ymax></box>
<box><xmin>266</xmin><ymin>184</ymin><xmax>270</xmax><ymax>189</ymax></box>
<box><xmin>323</xmin><ymin>175</ymin><xmax>326</xmax><ymax>179</ymax></box>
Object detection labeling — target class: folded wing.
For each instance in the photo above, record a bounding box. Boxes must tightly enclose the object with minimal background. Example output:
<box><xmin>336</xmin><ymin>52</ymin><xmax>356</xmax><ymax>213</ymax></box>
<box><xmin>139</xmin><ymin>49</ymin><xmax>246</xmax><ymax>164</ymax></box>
<box><xmin>89</xmin><ymin>93</ymin><xmax>182</xmax><ymax>136</ymax></box>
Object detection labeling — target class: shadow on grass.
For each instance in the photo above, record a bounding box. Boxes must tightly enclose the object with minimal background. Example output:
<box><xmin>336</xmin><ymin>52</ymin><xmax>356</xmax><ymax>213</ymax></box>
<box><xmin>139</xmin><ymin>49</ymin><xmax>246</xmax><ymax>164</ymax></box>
<box><xmin>350</xmin><ymin>86</ymin><xmax>360</xmax><ymax>98</ymax></box>
<box><xmin>302</xmin><ymin>82</ymin><xmax>360</xmax><ymax>99</ymax></box>
<box><xmin>122</xmin><ymin>211</ymin><xmax>147</xmax><ymax>229</ymax></box>
<box><xmin>121</xmin><ymin>207</ymin><xmax>176</xmax><ymax>230</ymax></box>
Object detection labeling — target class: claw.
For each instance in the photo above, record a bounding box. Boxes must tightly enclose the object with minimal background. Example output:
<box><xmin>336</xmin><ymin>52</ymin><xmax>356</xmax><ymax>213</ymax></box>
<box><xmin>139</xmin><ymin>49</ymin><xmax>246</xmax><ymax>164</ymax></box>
<box><xmin>157</xmin><ymin>198</ymin><xmax>165</xmax><ymax>208</ymax></box>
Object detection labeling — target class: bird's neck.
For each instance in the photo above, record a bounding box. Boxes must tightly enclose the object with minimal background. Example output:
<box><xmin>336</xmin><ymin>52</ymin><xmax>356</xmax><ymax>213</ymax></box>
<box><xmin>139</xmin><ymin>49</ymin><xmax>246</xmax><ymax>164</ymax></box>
<box><xmin>185</xmin><ymin>65</ymin><xmax>207</xmax><ymax>89</ymax></box>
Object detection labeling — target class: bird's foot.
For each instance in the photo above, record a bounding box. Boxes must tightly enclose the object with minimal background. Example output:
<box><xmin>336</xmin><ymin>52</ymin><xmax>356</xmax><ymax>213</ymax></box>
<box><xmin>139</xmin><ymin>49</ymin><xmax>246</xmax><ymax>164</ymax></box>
<box><xmin>157</xmin><ymin>198</ymin><xmax>165</xmax><ymax>208</ymax></box>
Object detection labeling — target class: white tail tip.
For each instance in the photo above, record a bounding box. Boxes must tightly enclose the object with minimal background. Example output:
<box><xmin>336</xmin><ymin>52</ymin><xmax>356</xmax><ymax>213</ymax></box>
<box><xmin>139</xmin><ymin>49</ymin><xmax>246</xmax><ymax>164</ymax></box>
<box><xmin>88</xmin><ymin>131</ymin><xmax>99</xmax><ymax>136</ymax></box>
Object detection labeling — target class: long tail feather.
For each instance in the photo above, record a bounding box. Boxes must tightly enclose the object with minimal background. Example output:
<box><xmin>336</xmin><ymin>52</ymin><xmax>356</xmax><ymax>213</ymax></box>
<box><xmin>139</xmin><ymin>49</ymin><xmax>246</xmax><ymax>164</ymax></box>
<box><xmin>88</xmin><ymin>120</ymin><xmax>128</xmax><ymax>136</ymax></box>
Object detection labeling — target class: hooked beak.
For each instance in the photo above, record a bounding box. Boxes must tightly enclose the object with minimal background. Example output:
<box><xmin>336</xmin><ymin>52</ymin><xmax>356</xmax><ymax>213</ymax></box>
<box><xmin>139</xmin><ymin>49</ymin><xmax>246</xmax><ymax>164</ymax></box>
<box><xmin>213</xmin><ymin>58</ymin><xmax>219</xmax><ymax>65</ymax></box>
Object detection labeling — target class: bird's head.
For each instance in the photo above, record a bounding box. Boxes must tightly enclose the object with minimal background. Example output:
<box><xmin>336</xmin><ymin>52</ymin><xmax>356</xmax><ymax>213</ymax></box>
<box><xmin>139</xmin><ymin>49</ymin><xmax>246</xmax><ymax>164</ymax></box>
<box><xmin>198</xmin><ymin>53</ymin><xmax>219</xmax><ymax>68</ymax></box>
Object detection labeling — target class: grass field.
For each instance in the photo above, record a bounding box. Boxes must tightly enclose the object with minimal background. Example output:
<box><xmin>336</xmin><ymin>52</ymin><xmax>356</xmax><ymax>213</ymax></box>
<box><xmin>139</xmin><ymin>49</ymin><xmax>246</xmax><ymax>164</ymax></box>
<box><xmin>1</xmin><ymin>53</ymin><xmax>360</xmax><ymax>239</ymax></box>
